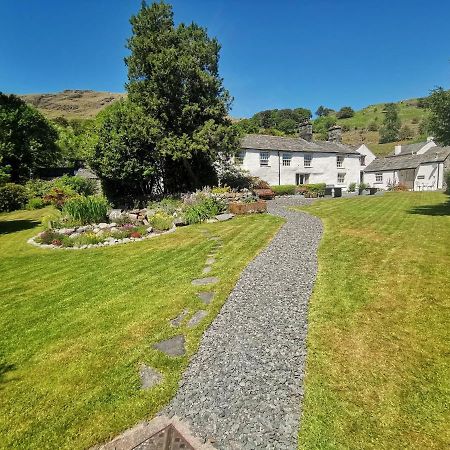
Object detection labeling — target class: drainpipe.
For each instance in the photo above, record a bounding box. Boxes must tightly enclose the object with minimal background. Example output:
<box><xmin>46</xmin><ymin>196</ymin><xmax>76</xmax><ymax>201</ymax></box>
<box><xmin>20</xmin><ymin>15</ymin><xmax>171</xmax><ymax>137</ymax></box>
<box><xmin>437</xmin><ymin>162</ymin><xmax>440</xmax><ymax>190</ymax></box>
<box><xmin>278</xmin><ymin>151</ymin><xmax>281</xmax><ymax>185</ymax></box>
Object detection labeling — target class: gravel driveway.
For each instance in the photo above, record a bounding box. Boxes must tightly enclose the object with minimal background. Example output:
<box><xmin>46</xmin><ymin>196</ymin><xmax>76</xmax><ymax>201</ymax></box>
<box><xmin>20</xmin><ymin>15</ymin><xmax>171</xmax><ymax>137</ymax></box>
<box><xmin>165</xmin><ymin>196</ymin><xmax>323</xmax><ymax>449</ymax></box>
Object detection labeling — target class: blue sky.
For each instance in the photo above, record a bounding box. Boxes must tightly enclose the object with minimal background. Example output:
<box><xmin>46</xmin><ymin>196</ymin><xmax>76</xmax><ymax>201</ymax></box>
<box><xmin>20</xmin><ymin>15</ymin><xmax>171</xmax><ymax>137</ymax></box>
<box><xmin>1</xmin><ymin>0</ymin><xmax>449</xmax><ymax>117</ymax></box>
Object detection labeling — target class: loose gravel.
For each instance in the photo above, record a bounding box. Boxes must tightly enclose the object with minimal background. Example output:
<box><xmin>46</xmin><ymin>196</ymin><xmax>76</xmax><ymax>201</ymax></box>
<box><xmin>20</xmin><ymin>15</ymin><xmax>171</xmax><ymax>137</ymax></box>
<box><xmin>165</xmin><ymin>196</ymin><xmax>322</xmax><ymax>449</ymax></box>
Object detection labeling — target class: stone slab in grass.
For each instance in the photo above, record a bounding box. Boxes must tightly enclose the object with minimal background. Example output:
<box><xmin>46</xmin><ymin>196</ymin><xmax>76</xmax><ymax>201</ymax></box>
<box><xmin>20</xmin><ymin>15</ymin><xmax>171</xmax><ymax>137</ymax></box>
<box><xmin>170</xmin><ymin>309</ymin><xmax>189</xmax><ymax>327</ymax></box>
<box><xmin>197</xmin><ymin>292</ymin><xmax>215</xmax><ymax>304</ymax></box>
<box><xmin>206</xmin><ymin>257</ymin><xmax>216</xmax><ymax>265</ymax></box>
<box><xmin>139</xmin><ymin>364</ymin><xmax>162</xmax><ymax>389</ymax></box>
<box><xmin>215</xmin><ymin>213</ymin><xmax>234</xmax><ymax>221</ymax></box>
<box><xmin>191</xmin><ymin>277</ymin><xmax>219</xmax><ymax>286</ymax></box>
<box><xmin>187</xmin><ymin>310</ymin><xmax>208</xmax><ymax>328</ymax></box>
<box><xmin>202</xmin><ymin>266</ymin><xmax>212</xmax><ymax>274</ymax></box>
<box><xmin>153</xmin><ymin>335</ymin><xmax>185</xmax><ymax>357</ymax></box>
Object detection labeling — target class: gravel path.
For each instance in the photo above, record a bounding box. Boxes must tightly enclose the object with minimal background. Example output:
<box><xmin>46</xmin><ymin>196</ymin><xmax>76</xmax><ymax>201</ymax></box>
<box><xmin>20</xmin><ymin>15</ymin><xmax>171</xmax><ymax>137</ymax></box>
<box><xmin>165</xmin><ymin>197</ymin><xmax>323</xmax><ymax>449</ymax></box>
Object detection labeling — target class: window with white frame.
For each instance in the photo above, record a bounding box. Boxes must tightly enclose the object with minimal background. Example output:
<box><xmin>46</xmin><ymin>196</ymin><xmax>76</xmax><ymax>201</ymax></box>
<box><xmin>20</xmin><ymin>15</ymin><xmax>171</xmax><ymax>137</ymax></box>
<box><xmin>337</xmin><ymin>155</ymin><xmax>344</xmax><ymax>168</ymax></box>
<box><xmin>304</xmin><ymin>154</ymin><xmax>312</xmax><ymax>167</ymax></box>
<box><xmin>375</xmin><ymin>173</ymin><xmax>383</xmax><ymax>183</ymax></box>
<box><xmin>260</xmin><ymin>151</ymin><xmax>269</xmax><ymax>167</ymax></box>
<box><xmin>235</xmin><ymin>151</ymin><xmax>245</xmax><ymax>165</ymax></box>
<box><xmin>337</xmin><ymin>173</ymin><xmax>345</xmax><ymax>184</ymax></box>
<box><xmin>282</xmin><ymin>153</ymin><xmax>291</xmax><ymax>166</ymax></box>
<box><xmin>360</xmin><ymin>155</ymin><xmax>366</xmax><ymax>166</ymax></box>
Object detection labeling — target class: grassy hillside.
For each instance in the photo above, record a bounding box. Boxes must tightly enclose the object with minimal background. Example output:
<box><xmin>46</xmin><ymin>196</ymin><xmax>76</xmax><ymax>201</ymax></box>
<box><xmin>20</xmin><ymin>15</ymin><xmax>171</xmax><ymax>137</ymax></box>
<box><xmin>19</xmin><ymin>90</ymin><xmax>125</xmax><ymax>119</ymax></box>
<box><xmin>337</xmin><ymin>98</ymin><xmax>429</xmax><ymax>155</ymax></box>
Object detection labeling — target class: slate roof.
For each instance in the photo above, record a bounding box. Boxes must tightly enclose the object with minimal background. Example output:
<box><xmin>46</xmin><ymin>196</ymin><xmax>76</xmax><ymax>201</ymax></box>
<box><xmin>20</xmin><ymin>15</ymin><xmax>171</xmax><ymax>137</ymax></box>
<box><xmin>364</xmin><ymin>146</ymin><xmax>450</xmax><ymax>172</ymax></box>
<box><xmin>241</xmin><ymin>134</ymin><xmax>359</xmax><ymax>154</ymax></box>
<box><xmin>387</xmin><ymin>141</ymin><xmax>432</xmax><ymax>156</ymax></box>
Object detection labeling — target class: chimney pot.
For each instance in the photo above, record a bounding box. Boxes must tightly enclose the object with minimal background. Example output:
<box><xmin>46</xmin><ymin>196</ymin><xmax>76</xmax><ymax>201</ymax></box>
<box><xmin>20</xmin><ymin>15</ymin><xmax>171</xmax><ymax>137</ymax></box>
<box><xmin>328</xmin><ymin>125</ymin><xmax>342</xmax><ymax>143</ymax></box>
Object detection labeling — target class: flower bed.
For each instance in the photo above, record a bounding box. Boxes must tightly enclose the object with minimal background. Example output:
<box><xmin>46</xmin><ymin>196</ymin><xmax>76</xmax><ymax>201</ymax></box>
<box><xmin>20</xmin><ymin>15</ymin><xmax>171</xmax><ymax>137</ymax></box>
<box><xmin>28</xmin><ymin>222</ymin><xmax>176</xmax><ymax>250</ymax></box>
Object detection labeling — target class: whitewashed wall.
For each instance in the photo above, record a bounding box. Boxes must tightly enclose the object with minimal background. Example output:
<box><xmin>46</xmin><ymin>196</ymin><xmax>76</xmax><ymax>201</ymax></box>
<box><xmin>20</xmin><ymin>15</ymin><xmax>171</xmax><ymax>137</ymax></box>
<box><xmin>364</xmin><ymin>171</ymin><xmax>398</xmax><ymax>189</ymax></box>
<box><xmin>415</xmin><ymin>162</ymin><xmax>445</xmax><ymax>190</ymax></box>
<box><xmin>355</xmin><ymin>144</ymin><xmax>377</xmax><ymax>168</ymax></box>
<box><xmin>238</xmin><ymin>149</ymin><xmax>361</xmax><ymax>189</ymax></box>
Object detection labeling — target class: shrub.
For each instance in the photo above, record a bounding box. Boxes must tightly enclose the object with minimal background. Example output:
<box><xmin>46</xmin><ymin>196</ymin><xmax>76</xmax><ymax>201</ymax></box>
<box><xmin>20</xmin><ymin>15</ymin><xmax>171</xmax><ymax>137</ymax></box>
<box><xmin>62</xmin><ymin>195</ymin><xmax>109</xmax><ymax>225</ymax></box>
<box><xmin>53</xmin><ymin>175</ymin><xmax>98</xmax><ymax>196</ymax></box>
<box><xmin>297</xmin><ymin>183</ymin><xmax>326</xmax><ymax>197</ymax></box>
<box><xmin>130</xmin><ymin>231</ymin><xmax>142</xmax><ymax>238</ymax></box>
<box><xmin>0</xmin><ymin>183</ymin><xmax>29</xmax><ymax>212</ymax></box>
<box><xmin>148</xmin><ymin>197</ymin><xmax>181</xmax><ymax>215</ymax></box>
<box><xmin>251</xmin><ymin>177</ymin><xmax>270</xmax><ymax>189</ymax></box>
<box><xmin>271</xmin><ymin>185</ymin><xmax>296</xmax><ymax>196</ymax></box>
<box><xmin>211</xmin><ymin>185</ymin><xmax>231</xmax><ymax>194</ymax></box>
<box><xmin>149</xmin><ymin>211</ymin><xmax>174</xmax><ymax>230</ymax></box>
<box><xmin>348</xmin><ymin>182</ymin><xmax>357</xmax><ymax>192</ymax></box>
<box><xmin>393</xmin><ymin>182</ymin><xmax>409</xmax><ymax>191</ymax></box>
<box><xmin>44</xmin><ymin>186</ymin><xmax>76</xmax><ymax>209</ymax></box>
<box><xmin>359</xmin><ymin>182</ymin><xmax>369</xmax><ymax>191</ymax></box>
<box><xmin>36</xmin><ymin>230</ymin><xmax>65</xmax><ymax>245</ymax></box>
<box><xmin>25</xmin><ymin>179</ymin><xmax>53</xmax><ymax>199</ymax></box>
<box><xmin>367</xmin><ymin>121</ymin><xmax>379</xmax><ymax>131</ymax></box>
<box><xmin>26</xmin><ymin>197</ymin><xmax>46</xmax><ymax>210</ymax></box>
<box><xmin>183</xmin><ymin>197</ymin><xmax>225</xmax><ymax>224</ymax></box>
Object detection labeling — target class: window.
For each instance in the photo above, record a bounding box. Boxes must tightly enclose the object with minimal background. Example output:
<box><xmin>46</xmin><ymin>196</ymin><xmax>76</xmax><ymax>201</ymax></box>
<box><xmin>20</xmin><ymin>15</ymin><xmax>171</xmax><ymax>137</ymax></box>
<box><xmin>337</xmin><ymin>155</ymin><xmax>344</xmax><ymax>168</ymax></box>
<box><xmin>260</xmin><ymin>151</ymin><xmax>269</xmax><ymax>167</ymax></box>
<box><xmin>282</xmin><ymin>153</ymin><xmax>291</xmax><ymax>166</ymax></box>
<box><xmin>337</xmin><ymin>173</ymin><xmax>345</xmax><ymax>184</ymax></box>
<box><xmin>417</xmin><ymin>175</ymin><xmax>425</xmax><ymax>180</ymax></box>
<box><xmin>296</xmin><ymin>173</ymin><xmax>310</xmax><ymax>185</ymax></box>
<box><xmin>235</xmin><ymin>151</ymin><xmax>245</xmax><ymax>165</ymax></box>
<box><xmin>304</xmin><ymin>154</ymin><xmax>312</xmax><ymax>167</ymax></box>
<box><xmin>375</xmin><ymin>173</ymin><xmax>383</xmax><ymax>183</ymax></box>
<box><xmin>360</xmin><ymin>155</ymin><xmax>366</xmax><ymax>166</ymax></box>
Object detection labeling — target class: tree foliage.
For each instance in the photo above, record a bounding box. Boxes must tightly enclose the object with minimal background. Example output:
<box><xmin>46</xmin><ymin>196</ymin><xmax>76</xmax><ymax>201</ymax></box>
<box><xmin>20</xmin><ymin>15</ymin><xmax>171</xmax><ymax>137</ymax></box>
<box><xmin>379</xmin><ymin>103</ymin><xmax>401</xmax><ymax>143</ymax></box>
<box><xmin>336</xmin><ymin>106</ymin><xmax>355</xmax><ymax>119</ymax></box>
<box><xmin>427</xmin><ymin>87</ymin><xmax>450</xmax><ymax>146</ymax></box>
<box><xmin>313</xmin><ymin>115</ymin><xmax>337</xmax><ymax>140</ymax></box>
<box><xmin>90</xmin><ymin>1</ymin><xmax>238</xmax><ymax>200</ymax></box>
<box><xmin>0</xmin><ymin>93</ymin><xmax>59</xmax><ymax>182</ymax></box>
<box><xmin>315</xmin><ymin>105</ymin><xmax>334</xmax><ymax>117</ymax></box>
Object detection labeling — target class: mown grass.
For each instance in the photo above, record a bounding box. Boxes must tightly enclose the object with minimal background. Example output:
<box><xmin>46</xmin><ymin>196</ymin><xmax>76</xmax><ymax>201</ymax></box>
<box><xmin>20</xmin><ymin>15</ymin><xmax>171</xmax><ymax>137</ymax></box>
<box><xmin>0</xmin><ymin>207</ymin><xmax>283</xmax><ymax>449</ymax></box>
<box><xmin>297</xmin><ymin>192</ymin><xmax>450</xmax><ymax>449</ymax></box>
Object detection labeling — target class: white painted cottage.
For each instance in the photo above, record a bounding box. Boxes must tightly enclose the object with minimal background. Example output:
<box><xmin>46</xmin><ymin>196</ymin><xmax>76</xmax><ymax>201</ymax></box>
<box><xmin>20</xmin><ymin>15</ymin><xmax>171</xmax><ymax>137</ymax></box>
<box><xmin>363</xmin><ymin>140</ymin><xmax>450</xmax><ymax>191</ymax></box>
<box><xmin>237</xmin><ymin>122</ymin><xmax>371</xmax><ymax>190</ymax></box>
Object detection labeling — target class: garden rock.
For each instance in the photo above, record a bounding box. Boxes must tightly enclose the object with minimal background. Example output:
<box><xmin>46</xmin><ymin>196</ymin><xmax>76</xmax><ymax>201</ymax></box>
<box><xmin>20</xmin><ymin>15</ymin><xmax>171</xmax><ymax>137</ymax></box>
<box><xmin>191</xmin><ymin>277</ymin><xmax>219</xmax><ymax>286</ymax></box>
<box><xmin>197</xmin><ymin>292</ymin><xmax>214</xmax><ymax>304</ymax></box>
<box><xmin>146</xmin><ymin>226</ymin><xmax>153</xmax><ymax>234</ymax></box>
<box><xmin>215</xmin><ymin>213</ymin><xmax>234</xmax><ymax>222</ymax></box>
<box><xmin>174</xmin><ymin>217</ymin><xmax>187</xmax><ymax>227</ymax></box>
<box><xmin>206</xmin><ymin>257</ymin><xmax>215</xmax><ymax>265</ymax></box>
<box><xmin>187</xmin><ymin>310</ymin><xmax>208</xmax><ymax>328</ymax></box>
<box><xmin>98</xmin><ymin>223</ymin><xmax>109</xmax><ymax>229</ymax></box>
<box><xmin>139</xmin><ymin>365</ymin><xmax>162</xmax><ymax>390</ymax></box>
<box><xmin>202</xmin><ymin>266</ymin><xmax>212</xmax><ymax>274</ymax></box>
<box><xmin>153</xmin><ymin>335</ymin><xmax>186</xmax><ymax>357</ymax></box>
<box><xmin>108</xmin><ymin>209</ymin><xmax>123</xmax><ymax>221</ymax></box>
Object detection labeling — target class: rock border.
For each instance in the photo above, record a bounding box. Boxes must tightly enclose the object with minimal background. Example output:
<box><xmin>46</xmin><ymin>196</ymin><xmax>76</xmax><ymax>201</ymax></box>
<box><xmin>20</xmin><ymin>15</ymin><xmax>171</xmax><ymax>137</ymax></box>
<box><xmin>27</xmin><ymin>226</ymin><xmax>177</xmax><ymax>250</ymax></box>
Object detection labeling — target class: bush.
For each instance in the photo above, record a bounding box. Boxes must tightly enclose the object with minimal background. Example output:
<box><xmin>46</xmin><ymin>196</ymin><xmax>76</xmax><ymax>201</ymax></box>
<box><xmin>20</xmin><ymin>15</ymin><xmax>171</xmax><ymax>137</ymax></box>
<box><xmin>62</xmin><ymin>195</ymin><xmax>109</xmax><ymax>225</ymax></box>
<box><xmin>367</xmin><ymin>121</ymin><xmax>379</xmax><ymax>131</ymax></box>
<box><xmin>211</xmin><ymin>185</ymin><xmax>231</xmax><ymax>194</ymax></box>
<box><xmin>251</xmin><ymin>177</ymin><xmax>270</xmax><ymax>189</ymax></box>
<box><xmin>44</xmin><ymin>186</ymin><xmax>76</xmax><ymax>209</ymax></box>
<box><xmin>36</xmin><ymin>230</ymin><xmax>65</xmax><ymax>245</ymax></box>
<box><xmin>26</xmin><ymin>197</ymin><xmax>46</xmax><ymax>210</ymax></box>
<box><xmin>348</xmin><ymin>182</ymin><xmax>357</xmax><ymax>192</ymax></box>
<box><xmin>336</xmin><ymin>106</ymin><xmax>355</xmax><ymax>119</ymax></box>
<box><xmin>298</xmin><ymin>183</ymin><xmax>326</xmax><ymax>196</ymax></box>
<box><xmin>271</xmin><ymin>185</ymin><xmax>296</xmax><ymax>196</ymax></box>
<box><xmin>25</xmin><ymin>179</ymin><xmax>53</xmax><ymax>199</ymax></box>
<box><xmin>0</xmin><ymin>183</ymin><xmax>29</xmax><ymax>212</ymax></box>
<box><xmin>148</xmin><ymin>197</ymin><xmax>181</xmax><ymax>215</ymax></box>
<box><xmin>149</xmin><ymin>211</ymin><xmax>174</xmax><ymax>230</ymax></box>
<box><xmin>358</xmin><ymin>182</ymin><xmax>369</xmax><ymax>191</ymax></box>
<box><xmin>183</xmin><ymin>197</ymin><xmax>225</xmax><ymax>224</ymax></box>
<box><xmin>54</xmin><ymin>175</ymin><xmax>98</xmax><ymax>196</ymax></box>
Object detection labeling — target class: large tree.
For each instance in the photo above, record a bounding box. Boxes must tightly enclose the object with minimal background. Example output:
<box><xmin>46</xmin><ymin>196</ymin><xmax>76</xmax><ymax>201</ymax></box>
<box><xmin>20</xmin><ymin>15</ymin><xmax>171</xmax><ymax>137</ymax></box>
<box><xmin>428</xmin><ymin>87</ymin><xmax>450</xmax><ymax>146</ymax></box>
<box><xmin>0</xmin><ymin>93</ymin><xmax>59</xmax><ymax>182</ymax></box>
<box><xmin>121</xmin><ymin>0</ymin><xmax>237</xmax><ymax>192</ymax></box>
<box><xmin>379</xmin><ymin>103</ymin><xmax>401</xmax><ymax>143</ymax></box>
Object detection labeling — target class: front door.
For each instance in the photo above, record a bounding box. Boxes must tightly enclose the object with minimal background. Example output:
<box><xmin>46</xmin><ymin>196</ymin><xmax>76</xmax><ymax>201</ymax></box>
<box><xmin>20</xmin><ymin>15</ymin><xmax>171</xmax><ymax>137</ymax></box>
<box><xmin>296</xmin><ymin>173</ymin><xmax>310</xmax><ymax>185</ymax></box>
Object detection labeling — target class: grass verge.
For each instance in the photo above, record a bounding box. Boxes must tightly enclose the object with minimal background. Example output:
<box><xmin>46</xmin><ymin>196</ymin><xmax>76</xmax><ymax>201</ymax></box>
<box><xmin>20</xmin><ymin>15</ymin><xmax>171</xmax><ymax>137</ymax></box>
<box><xmin>0</xmin><ymin>207</ymin><xmax>283</xmax><ymax>449</ymax></box>
<box><xmin>297</xmin><ymin>192</ymin><xmax>450</xmax><ymax>449</ymax></box>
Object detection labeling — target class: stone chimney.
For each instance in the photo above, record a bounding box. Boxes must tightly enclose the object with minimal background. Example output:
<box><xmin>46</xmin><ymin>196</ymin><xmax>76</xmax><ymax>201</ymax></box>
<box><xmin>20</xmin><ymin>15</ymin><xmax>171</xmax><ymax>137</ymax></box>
<box><xmin>394</xmin><ymin>145</ymin><xmax>402</xmax><ymax>155</ymax></box>
<box><xmin>298</xmin><ymin>119</ymin><xmax>313</xmax><ymax>142</ymax></box>
<box><xmin>328</xmin><ymin>125</ymin><xmax>342</xmax><ymax>143</ymax></box>
<box><xmin>427</xmin><ymin>136</ymin><xmax>434</xmax><ymax>142</ymax></box>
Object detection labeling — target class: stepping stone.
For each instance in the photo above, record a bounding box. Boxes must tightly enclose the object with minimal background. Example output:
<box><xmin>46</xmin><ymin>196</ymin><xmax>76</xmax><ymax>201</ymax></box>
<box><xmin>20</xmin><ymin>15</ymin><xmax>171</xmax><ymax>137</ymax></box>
<box><xmin>170</xmin><ymin>308</ymin><xmax>188</xmax><ymax>327</ymax></box>
<box><xmin>215</xmin><ymin>213</ymin><xmax>234</xmax><ymax>221</ymax></box>
<box><xmin>197</xmin><ymin>292</ymin><xmax>215</xmax><ymax>304</ymax></box>
<box><xmin>153</xmin><ymin>335</ymin><xmax>185</xmax><ymax>357</ymax></box>
<box><xmin>206</xmin><ymin>257</ymin><xmax>215</xmax><ymax>265</ymax></box>
<box><xmin>202</xmin><ymin>266</ymin><xmax>212</xmax><ymax>274</ymax></box>
<box><xmin>191</xmin><ymin>277</ymin><xmax>219</xmax><ymax>286</ymax></box>
<box><xmin>209</xmin><ymin>236</ymin><xmax>221</xmax><ymax>241</ymax></box>
<box><xmin>187</xmin><ymin>310</ymin><xmax>208</xmax><ymax>328</ymax></box>
<box><xmin>139</xmin><ymin>364</ymin><xmax>162</xmax><ymax>389</ymax></box>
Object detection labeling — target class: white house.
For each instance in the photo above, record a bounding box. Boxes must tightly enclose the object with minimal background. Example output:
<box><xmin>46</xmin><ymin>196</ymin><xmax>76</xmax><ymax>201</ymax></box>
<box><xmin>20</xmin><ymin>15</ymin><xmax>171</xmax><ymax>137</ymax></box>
<box><xmin>363</xmin><ymin>141</ymin><xmax>450</xmax><ymax>191</ymax></box>
<box><xmin>237</xmin><ymin>122</ymin><xmax>366</xmax><ymax>190</ymax></box>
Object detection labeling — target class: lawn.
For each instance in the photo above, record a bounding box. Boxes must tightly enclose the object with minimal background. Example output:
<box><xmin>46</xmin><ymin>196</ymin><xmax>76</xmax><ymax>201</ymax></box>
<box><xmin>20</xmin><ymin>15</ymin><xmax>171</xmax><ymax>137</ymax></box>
<box><xmin>0</xmin><ymin>207</ymin><xmax>283</xmax><ymax>449</ymax></box>
<box><xmin>297</xmin><ymin>192</ymin><xmax>450</xmax><ymax>449</ymax></box>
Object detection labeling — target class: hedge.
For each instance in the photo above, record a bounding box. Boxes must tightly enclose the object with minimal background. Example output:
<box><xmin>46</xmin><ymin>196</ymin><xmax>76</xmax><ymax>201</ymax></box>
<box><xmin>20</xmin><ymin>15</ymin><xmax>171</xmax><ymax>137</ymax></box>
<box><xmin>271</xmin><ymin>185</ymin><xmax>297</xmax><ymax>196</ymax></box>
